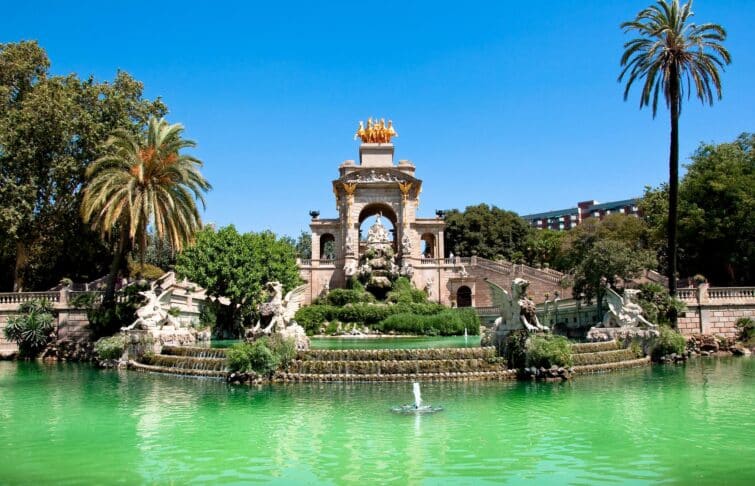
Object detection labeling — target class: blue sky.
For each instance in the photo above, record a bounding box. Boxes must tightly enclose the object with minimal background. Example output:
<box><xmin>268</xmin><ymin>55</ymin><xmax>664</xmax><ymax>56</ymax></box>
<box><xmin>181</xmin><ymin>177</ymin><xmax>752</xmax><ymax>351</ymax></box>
<box><xmin>4</xmin><ymin>0</ymin><xmax>754</xmax><ymax>238</ymax></box>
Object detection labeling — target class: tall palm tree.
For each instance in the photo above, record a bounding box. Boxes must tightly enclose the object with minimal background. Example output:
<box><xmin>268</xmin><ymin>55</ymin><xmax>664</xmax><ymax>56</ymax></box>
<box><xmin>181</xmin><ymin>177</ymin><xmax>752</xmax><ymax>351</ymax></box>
<box><xmin>81</xmin><ymin>117</ymin><xmax>211</xmax><ymax>304</ymax></box>
<box><xmin>619</xmin><ymin>0</ymin><xmax>730</xmax><ymax>303</ymax></box>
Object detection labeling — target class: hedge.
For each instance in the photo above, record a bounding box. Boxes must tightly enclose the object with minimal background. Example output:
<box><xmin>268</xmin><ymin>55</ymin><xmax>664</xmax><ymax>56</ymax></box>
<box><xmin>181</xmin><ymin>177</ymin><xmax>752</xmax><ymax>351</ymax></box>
<box><xmin>294</xmin><ymin>302</ymin><xmax>449</xmax><ymax>334</ymax></box>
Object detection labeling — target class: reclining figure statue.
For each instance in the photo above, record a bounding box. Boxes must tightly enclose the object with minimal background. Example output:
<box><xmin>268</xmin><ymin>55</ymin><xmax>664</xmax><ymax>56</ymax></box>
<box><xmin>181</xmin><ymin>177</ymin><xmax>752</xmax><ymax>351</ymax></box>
<box><xmin>597</xmin><ymin>287</ymin><xmax>657</xmax><ymax>329</ymax></box>
<box><xmin>122</xmin><ymin>284</ymin><xmax>180</xmax><ymax>330</ymax></box>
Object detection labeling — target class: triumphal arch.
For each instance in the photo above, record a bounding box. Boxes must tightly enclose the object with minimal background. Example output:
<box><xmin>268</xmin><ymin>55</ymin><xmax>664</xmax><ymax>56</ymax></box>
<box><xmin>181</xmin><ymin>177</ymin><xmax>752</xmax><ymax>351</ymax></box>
<box><xmin>298</xmin><ymin>119</ymin><xmax>566</xmax><ymax>307</ymax></box>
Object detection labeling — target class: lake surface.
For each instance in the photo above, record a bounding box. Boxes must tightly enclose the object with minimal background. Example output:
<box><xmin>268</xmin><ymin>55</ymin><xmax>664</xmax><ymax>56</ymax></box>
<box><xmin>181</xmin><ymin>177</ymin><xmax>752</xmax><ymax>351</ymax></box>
<box><xmin>1</xmin><ymin>358</ymin><xmax>753</xmax><ymax>484</ymax></box>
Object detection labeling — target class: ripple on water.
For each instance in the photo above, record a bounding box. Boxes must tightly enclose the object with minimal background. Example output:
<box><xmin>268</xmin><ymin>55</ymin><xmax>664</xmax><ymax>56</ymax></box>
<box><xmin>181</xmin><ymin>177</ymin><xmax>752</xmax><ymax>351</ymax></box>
<box><xmin>0</xmin><ymin>358</ymin><xmax>754</xmax><ymax>483</ymax></box>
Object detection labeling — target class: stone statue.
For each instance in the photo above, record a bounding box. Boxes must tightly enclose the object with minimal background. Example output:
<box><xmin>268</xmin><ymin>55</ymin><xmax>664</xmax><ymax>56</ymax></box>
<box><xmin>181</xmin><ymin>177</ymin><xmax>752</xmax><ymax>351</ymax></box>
<box><xmin>122</xmin><ymin>285</ymin><xmax>180</xmax><ymax>330</ymax></box>
<box><xmin>345</xmin><ymin>235</ymin><xmax>355</xmax><ymax>255</ymax></box>
<box><xmin>401</xmin><ymin>233</ymin><xmax>412</xmax><ymax>254</ymax></box>
<box><xmin>250</xmin><ymin>281</ymin><xmax>310</xmax><ymax>350</ymax></box>
<box><xmin>367</xmin><ymin>214</ymin><xmax>391</xmax><ymax>245</ymax></box>
<box><xmin>598</xmin><ymin>287</ymin><xmax>657</xmax><ymax>329</ymax></box>
<box><xmin>486</xmin><ymin>278</ymin><xmax>548</xmax><ymax>334</ymax></box>
<box><xmin>424</xmin><ymin>277</ymin><xmax>434</xmax><ymax>298</ymax></box>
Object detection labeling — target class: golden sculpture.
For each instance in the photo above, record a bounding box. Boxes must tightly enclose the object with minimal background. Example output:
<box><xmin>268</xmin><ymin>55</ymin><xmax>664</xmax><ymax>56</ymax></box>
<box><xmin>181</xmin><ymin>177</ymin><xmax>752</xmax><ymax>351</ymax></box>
<box><xmin>354</xmin><ymin>118</ymin><xmax>398</xmax><ymax>143</ymax></box>
<box><xmin>342</xmin><ymin>182</ymin><xmax>357</xmax><ymax>196</ymax></box>
<box><xmin>398</xmin><ymin>181</ymin><xmax>413</xmax><ymax>199</ymax></box>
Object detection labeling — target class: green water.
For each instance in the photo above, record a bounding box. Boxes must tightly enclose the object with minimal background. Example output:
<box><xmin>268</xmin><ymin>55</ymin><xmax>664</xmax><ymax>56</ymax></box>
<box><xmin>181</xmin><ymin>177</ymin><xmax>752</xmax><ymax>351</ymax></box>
<box><xmin>1</xmin><ymin>358</ymin><xmax>753</xmax><ymax>484</ymax></box>
<box><xmin>213</xmin><ymin>335</ymin><xmax>482</xmax><ymax>350</ymax></box>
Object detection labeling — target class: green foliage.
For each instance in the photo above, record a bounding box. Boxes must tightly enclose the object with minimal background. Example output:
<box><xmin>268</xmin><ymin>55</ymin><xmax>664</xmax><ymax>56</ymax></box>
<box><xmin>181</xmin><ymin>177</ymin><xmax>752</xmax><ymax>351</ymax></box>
<box><xmin>501</xmin><ymin>330</ymin><xmax>529</xmax><ymax>369</ymax></box>
<box><xmin>3</xmin><ymin>299</ymin><xmax>55</xmax><ymax>357</ymax></box>
<box><xmin>572</xmin><ymin>239</ymin><xmax>656</xmax><ymax>306</ymax></box>
<box><xmin>525</xmin><ymin>334</ymin><xmax>573</xmax><ymax>368</ymax></box>
<box><xmin>93</xmin><ymin>334</ymin><xmax>125</xmax><ymax>360</ymax></box>
<box><xmin>443</xmin><ymin>204</ymin><xmax>531</xmax><ymax>260</ymax></box>
<box><xmin>524</xmin><ymin>230</ymin><xmax>568</xmax><ymax>271</ymax></box>
<box><xmin>198</xmin><ymin>302</ymin><xmax>217</xmax><ymax>329</ymax></box>
<box><xmin>376</xmin><ymin>308</ymin><xmax>480</xmax><ymax>336</ymax></box>
<box><xmin>175</xmin><ymin>225</ymin><xmax>301</xmax><ymax>336</ymax></box>
<box><xmin>650</xmin><ymin>326</ymin><xmax>686</xmax><ymax>361</ymax></box>
<box><xmin>68</xmin><ymin>291</ymin><xmax>100</xmax><ymax>309</ymax></box>
<box><xmin>0</xmin><ymin>41</ymin><xmax>167</xmax><ymax>291</ymax></box>
<box><xmin>642</xmin><ymin>134</ymin><xmax>755</xmax><ymax>285</ymax></box>
<box><xmin>87</xmin><ymin>283</ymin><xmax>148</xmax><ymax>338</ymax></box>
<box><xmin>294</xmin><ymin>302</ymin><xmax>449</xmax><ymax>334</ymax></box>
<box><xmin>735</xmin><ymin>317</ymin><xmax>754</xmax><ymax>344</ymax></box>
<box><xmin>637</xmin><ymin>283</ymin><xmax>686</xmax><ymax>326</ymax></box>
<box><xmin>294</xmin><ymin>230</ymin><xmax>312</xmax><ymax>259</ymax></box>
<box><xmin>319</xmin><ymin>288</ymin><xmax>375</xmax><ymax>306</ymax></box>
<box><xmin>385</xmin><ymin>277</ymin><xmax>428</xmax><ymax>304</ymax></box>
<box><xmin>127</xmin><ymin>259</ymin><xmax>165</xmax><ymax>280</ymax></box>
<box><xmin>226</xmin><ymin>335</ymin><xmax>296</xmax><ymax>376</ymax></box>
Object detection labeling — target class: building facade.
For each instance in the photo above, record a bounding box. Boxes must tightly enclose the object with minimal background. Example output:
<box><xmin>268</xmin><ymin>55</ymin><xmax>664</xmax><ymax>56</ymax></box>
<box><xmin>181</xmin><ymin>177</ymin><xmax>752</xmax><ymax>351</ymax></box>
<box><xmin>297</xmin><ymin>127</ymin><xmax>567</xmax><ymax>306</ymax></box>
<box><xmin>522</xmin><ymin>198</ymin><xmax>640</xmax><ymax>231</ymax></box>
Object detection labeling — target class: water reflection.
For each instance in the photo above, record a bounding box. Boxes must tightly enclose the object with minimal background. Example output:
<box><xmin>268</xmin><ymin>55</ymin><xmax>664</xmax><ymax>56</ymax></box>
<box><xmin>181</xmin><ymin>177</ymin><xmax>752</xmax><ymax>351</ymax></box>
<box><xmin>0</xmin><ymin>359</ymin><xmax>753</xmax><ymax>483</ymax></box>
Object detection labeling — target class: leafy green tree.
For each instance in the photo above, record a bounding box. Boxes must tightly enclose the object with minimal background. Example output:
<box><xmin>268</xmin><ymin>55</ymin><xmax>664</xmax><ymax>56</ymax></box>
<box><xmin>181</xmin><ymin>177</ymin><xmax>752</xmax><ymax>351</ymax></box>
<box><xmin>0</xmin><ymin>41</ymin><xmax>167</xmax><ymax>290</ymax></box>
<box><xmin>524</xmin><ymin>229</ymin><xmax>568</xmax><ymax>271</ymax></box>
<box><xmin>444</xmin><ymin>204</ymin><xmax>531</xmax><ymax>260</ymax></box>
<box><xmin>640</xmin><ymin>134</ymin><xmax>755</xmax><ymax>284</ymax></box>
<box><xmin>295</xmin><ymin>230</ymin><xmax>312</xmax><ymax>259</ymax></box>
<box><xmin>620</xmin><ymin>0</ymin><xmax>731</xmax><ymax>299</ymax></box>
<box><xmin>175</xmin><ymin>226</ymin><xmax>301</xmax><ymax>337</ymax></box>
<box><xmin>560</xmin><ymin>214</ymin><xmax>653</xmax><ymax>271</ymax></box>
<box><xmin>572</xmin><ymin>239</ymin><xmax>656</xmax><ymax>312</ymax></box>
<box><xmin>81</xmin><ymin>117</ymin><xmax>211</xmax><ymax>305</ymax></box>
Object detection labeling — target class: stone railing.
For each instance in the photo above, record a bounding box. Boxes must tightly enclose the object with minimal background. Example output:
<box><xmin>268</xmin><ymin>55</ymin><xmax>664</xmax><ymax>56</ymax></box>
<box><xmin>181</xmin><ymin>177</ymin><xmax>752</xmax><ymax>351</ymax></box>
<box><xmin>474</xmin><ymin>306</ymin><xmax>500</xmax><ymax>317</ymax></box>
<box><xmin>420</xmin><ymin>258</ymin><xmax>436</xmax><ymax>265</ymax></box>
<box><xmin>707</xmin><ymin>287</ymin><xmax>755</xmax><ymax>301</ymax></box>
<box><xmin>0</xmin><ymin>291</ymin><xmax>61</xmax><ymax>305</ymax></box>
<box><xmin>676</xmin><ymin>284</ymin><xmax>755</xmax><ymax>305</ymax></box>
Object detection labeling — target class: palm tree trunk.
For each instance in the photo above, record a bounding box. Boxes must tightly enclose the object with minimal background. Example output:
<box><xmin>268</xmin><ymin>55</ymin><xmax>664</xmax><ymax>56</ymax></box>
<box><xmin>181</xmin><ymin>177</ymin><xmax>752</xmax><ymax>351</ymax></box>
<box><xmin>667</xmin><ymin>66</ymin><xmax>680</xmax><ymax>325</ymax></box>
<box><xmin>103</xmin><ymin>227</ymin><xmax>128</xmax><ymax>307</ymax></box>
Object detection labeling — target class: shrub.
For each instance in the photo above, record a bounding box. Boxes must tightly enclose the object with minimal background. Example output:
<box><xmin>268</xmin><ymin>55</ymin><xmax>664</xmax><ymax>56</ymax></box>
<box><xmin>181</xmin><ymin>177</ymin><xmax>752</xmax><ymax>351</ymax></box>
<box><xmin>637</xmin><ymin>283</ymin><xmax>686</xmax><ymax>326</ymax></box>
<box><xmin>501</xmin><ymin>330</ymin><xmax>529</xmax><ymax>368</ymax></box>
<box><xmin>226</xmin><ymin>335</ymin><xmax>297</xmax><ymax>376</ymax></box>
<box><xmin>525</xmin><ymin>334</ymin><xmax>573</xmax><ymax>368</ymax></box>
<box><xmin>320</xmin><ymin>288</ymin><xmax>375</xmax><ymax>306</ymax></box>
<box><xmin>650</xmin><ymin>326</ymin><xmax>686</xmax><ymax>361</ymax></box>
<box><xmin>94</xmin><ymin>335</ymin><xmax>125</xmax><ymax>360</ymax></box>
<box><xmin>4</xmin><ymin>299</ymin><xmax>56</xmax><ymax>357</ymax></box>
<box><xmin>294</xmin><ymin>305</ymin><xmax>338</xmax><ymax>333</ymax></box>
<box><xmin>376</xmin><ymin>309</ymin><xmax>479</xmax><ymax>336</ymax></box>
<box><xmin>386</xmin><ymin>277</ymin><xmax>428</xmax><ymax>304</ymax></box>
<box><xmin>735</xmin><ymin>317</ymin><xmax>754</xmax><ymax>344</ymax></box>
<box><xmin>127</xmin><ymin>259</ymin><xmax>165</xmax><ymax>280</ymax></box>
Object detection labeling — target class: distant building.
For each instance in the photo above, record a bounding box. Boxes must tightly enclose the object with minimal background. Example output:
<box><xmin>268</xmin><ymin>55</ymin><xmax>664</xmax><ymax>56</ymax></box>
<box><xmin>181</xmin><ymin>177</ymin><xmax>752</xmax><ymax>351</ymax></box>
<box><xmin>521</xmin><ymin>198</ymin><xmax>640</xmax><ymax>231</ymax></box>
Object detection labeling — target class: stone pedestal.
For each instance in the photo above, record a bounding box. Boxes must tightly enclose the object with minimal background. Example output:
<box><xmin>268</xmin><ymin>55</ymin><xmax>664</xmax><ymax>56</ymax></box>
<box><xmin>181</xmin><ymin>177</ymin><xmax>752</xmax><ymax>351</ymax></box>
<box><xmin>359</xmin><ymin>143</ymin><xmax>394</xmax><ymax>167</ymax></box>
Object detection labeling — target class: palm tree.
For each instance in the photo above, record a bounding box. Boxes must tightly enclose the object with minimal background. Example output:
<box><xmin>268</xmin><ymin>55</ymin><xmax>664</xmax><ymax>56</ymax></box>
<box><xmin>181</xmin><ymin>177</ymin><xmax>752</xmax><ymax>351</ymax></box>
<box><xmin>619</xmin><ymin>0</ymin><xmax>730</xmax><ymax>304</ymax></box>
<box><xmin>81</xmin><ymin>117</ymin><xmax>211</xmax><ymax>304</ymax></box>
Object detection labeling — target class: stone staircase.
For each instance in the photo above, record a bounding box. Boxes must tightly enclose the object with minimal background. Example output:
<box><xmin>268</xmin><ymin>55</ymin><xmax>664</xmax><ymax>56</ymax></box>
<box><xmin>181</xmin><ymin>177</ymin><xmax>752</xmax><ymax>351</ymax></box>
<box><xmin>569</xmin><ymin>341</ymin><xmax>650</xmax><ymax>374</ymax></box>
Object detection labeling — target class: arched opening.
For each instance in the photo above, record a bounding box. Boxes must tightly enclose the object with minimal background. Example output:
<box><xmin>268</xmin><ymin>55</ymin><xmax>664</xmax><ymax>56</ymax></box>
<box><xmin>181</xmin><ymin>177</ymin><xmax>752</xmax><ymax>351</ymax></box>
<box><xmin>457</xmin><ymin>286</ymin><xmax>472</xmax><ymax>307</ymax></box>
<box><xmin>319</xmin><ymin>233</ymin><xmax>335</xmax><ymax>260</ymax></box>
<box><xmin>421</xmin><ymin>233</ymin><xmax>436</xmax><ymax>258</ymax></box>
<box><xmin>358</xmin><ymin>203</ymin><xmax>398</xmax><ymax>253</ymax></box>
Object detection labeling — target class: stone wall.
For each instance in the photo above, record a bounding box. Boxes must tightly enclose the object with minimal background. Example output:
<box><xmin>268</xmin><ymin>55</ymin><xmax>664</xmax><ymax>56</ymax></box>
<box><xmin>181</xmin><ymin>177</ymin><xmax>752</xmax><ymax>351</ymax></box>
<box><xmin>536</xmin><ymin>284</ymin><xmax>755</xmax><ymax>339</ymax></box>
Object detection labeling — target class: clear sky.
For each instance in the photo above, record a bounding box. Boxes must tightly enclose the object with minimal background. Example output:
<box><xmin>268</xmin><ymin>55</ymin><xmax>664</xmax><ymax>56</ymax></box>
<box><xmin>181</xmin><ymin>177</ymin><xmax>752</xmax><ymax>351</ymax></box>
<box><xmin>4</xmin><ymin>0</ymin><xmax>754</xmax><ymax>238</ymax></box>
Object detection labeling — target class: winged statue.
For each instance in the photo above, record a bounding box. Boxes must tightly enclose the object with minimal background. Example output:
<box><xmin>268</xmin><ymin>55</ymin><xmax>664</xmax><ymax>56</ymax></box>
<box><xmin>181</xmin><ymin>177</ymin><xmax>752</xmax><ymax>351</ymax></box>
<box><xmin>253</xmin><ymin>281</ymin><xmax>309</xmax><ymax>334</ymax></box>
<box><xmin>485</xmin><ymin>278</ymin><xmax>548</xmax><ymax>333</ymax></box>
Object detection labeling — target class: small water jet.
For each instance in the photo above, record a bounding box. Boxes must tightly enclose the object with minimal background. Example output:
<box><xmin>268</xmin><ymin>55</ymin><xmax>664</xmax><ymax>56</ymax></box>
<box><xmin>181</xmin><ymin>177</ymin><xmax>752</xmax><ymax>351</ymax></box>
<box><xmin>391</xmin><ymin>382</ymin><xmax>442</xmax><ymax>413</ymax></box>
